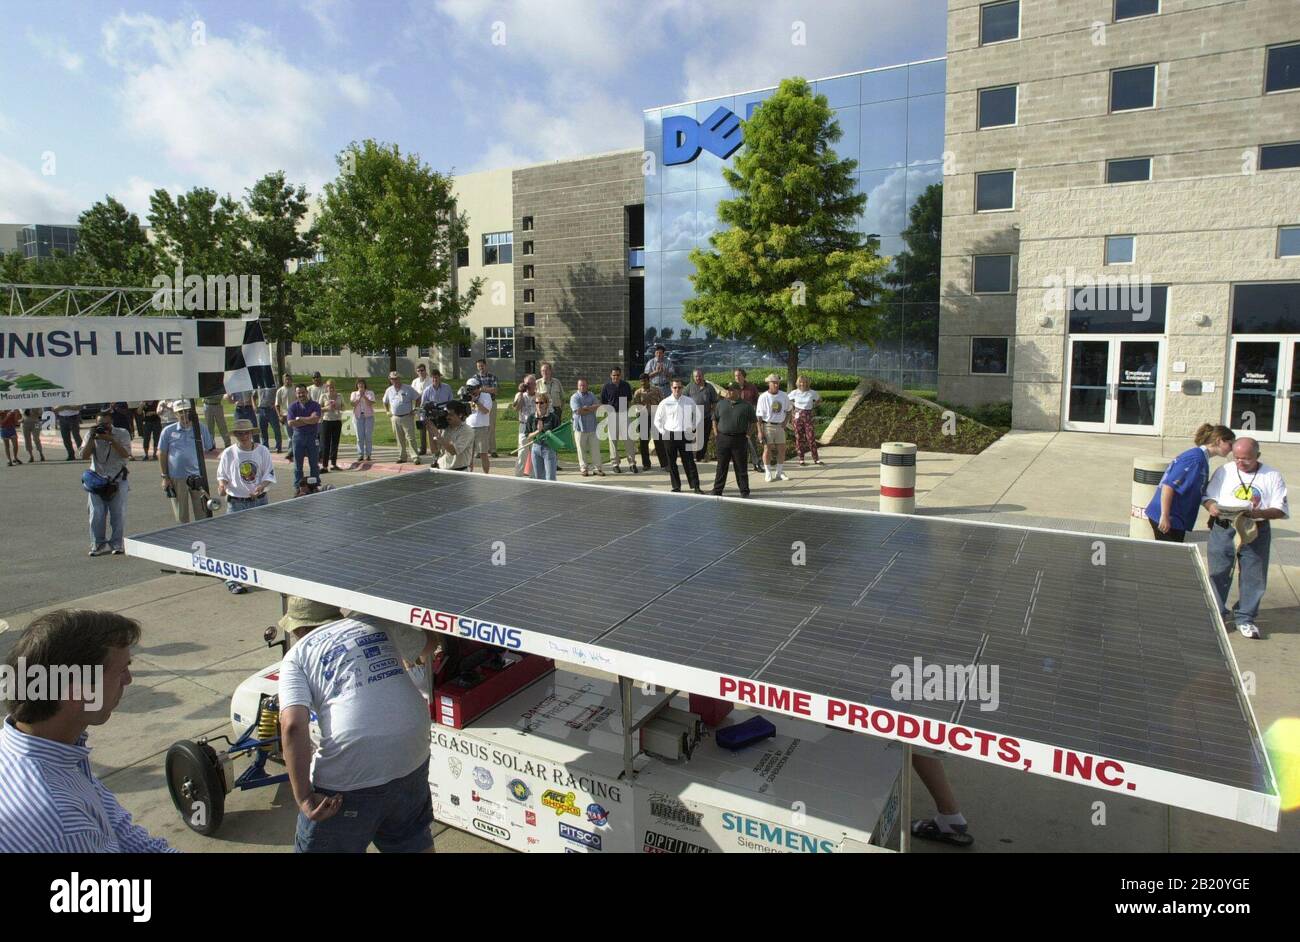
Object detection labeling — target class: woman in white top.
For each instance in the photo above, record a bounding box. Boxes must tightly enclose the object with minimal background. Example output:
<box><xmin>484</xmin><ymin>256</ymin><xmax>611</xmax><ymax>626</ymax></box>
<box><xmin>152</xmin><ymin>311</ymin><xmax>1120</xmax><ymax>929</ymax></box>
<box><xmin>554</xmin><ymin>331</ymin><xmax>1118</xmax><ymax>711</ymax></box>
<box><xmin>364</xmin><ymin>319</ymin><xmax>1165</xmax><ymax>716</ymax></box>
<box><xmin>350</xmin><ymin>379</ymin><xmax>376</xmax><ymax>463</ymax></box>
<box><xmin>318</xmin><ymin>380</ymin><xmax>344</xmax><ymax>473</ymax></box>
<box><xmin>791</xmin><ymin>375</ymin><xmax>822</xmax><ymax>466</ymax></box>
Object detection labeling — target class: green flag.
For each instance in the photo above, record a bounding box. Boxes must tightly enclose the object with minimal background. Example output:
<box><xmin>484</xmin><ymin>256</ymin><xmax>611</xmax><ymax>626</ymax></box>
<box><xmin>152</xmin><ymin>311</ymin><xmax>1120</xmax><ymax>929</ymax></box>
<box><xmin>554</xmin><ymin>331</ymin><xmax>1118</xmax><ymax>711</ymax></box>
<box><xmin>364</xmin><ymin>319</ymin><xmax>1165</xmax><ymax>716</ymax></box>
<box><xmin>536</xmin><ymin>420</ymin><xmax>574</xmax><ymax>452</ymax></box>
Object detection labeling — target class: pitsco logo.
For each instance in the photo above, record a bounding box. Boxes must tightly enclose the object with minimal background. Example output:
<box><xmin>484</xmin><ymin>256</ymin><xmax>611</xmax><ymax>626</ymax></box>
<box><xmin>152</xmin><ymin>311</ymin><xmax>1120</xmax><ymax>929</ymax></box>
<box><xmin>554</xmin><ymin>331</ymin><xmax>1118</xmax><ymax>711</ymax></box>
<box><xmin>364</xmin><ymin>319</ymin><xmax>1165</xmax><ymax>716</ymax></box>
<box><xmin>643</xmin><ymin>830</ymin><xmax>711</xmax><ymax>854</ymax></box>
<box><xmin>558</xmin><ymin>822</ymin><xmax>602</xmax><ymax>851</ymax></box>
<box><xmin>473</xmin><ymin>819</ymin><xmax>510</xmax><ymax>841</ymax></box>
<box><xmin>586</xmin><ymin>803</ymin><xmax>610</xmax><ymax>829</ymax></box>
<box><xmin>190</xmin><ymin>554</ymin><xmax>253</xmax><ymax>582</ymax></box>
<box><xmin>473</xmin><ymin>767</ymin><xmax>494</xmax><ymax>790</ymax></box>
<box><xmin>508</xmin><ymin>779</ymin><xmax>531</xmax><ymax>802</ymax></box>
<box><xmin>541</xmin><ymin>790</ymin><xmax>582</xmax><ymax>817</ymax></box>
<box><xmin>408</xmin><ymin>606</ymin><xmax>523</xmax><ymax>649</ymax></box>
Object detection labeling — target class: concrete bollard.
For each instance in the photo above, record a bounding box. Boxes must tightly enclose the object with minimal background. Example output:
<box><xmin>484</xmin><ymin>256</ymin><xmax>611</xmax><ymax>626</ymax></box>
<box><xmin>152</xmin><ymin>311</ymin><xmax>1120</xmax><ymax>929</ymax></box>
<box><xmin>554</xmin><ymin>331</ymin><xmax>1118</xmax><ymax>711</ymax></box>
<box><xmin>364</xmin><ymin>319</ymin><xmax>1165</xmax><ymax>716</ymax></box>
<box><xmin>1129</xmin><ymin>456</ymin><xmax>1170</xmax><ymax>539</ymax></box>
<box><xmin>880</xmin><ymin>442</ymin><xmax>917</xmax><ymax>514</ymax></box>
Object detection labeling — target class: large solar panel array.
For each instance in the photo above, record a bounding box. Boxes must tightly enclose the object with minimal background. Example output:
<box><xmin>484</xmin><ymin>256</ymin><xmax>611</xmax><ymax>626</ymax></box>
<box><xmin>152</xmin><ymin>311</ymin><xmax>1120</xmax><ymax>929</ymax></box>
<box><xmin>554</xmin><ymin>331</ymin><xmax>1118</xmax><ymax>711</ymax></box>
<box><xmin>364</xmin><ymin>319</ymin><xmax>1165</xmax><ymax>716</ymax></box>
<box><xmin>126</xmin><ymin>471</ymin><xmax>1277</xmax><ymax>823</ymax></box>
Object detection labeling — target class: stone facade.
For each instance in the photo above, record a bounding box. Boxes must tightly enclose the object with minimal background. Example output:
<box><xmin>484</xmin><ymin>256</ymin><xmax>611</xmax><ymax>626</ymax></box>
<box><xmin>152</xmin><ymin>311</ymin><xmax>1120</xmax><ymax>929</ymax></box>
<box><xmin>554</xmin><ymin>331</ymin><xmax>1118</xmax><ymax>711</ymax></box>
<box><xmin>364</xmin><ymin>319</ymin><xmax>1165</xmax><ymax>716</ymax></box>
<box><xmin>512</xmin><ymin>150</ymin><xmax>644</xmax><ymax>390</ymax></box>
<box><xmin>940</xmin><ymin>0</ymin><xmax>1300</xmax><ymax>429</ymax></box>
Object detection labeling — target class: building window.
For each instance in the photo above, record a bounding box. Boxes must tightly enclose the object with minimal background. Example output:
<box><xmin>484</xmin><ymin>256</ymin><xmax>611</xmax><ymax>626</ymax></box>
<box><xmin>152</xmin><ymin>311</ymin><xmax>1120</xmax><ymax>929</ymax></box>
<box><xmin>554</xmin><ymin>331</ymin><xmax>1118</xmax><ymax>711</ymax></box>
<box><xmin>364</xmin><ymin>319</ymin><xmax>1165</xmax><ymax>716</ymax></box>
<box><xmin>1260</xmin><ymin>141</ymin><xmax>1300</xmax><ymax>171</ymax></box>
<box><xmin>299</xmin><ymin>343</ymin><xmax>341</xmax><ymax>357</ymax></box>
<box><xmin>523</xmin><ymin>312</ymin><xmax>536</xmax><ymax>326</ymax></box>
<box><xmin>972</xmin><ymin>255</ymin><xmax>1013</xmax><ymax>293</ymax></box>
<box><xmin>979</xmin><ymin>1</ymin><xmax>1019</xmax><ymax>45</ymax></box>
<box><xmin>1069</xmin><ymin>284</ymin><xmax>1168</xmax><ymax>333</ymax></box>
<box><xmin>523</xmin><ymin>288</ymin><xmax>535</xmax><ymax>303</ymax></box>
<box><xmin>522</xmin><ymin>241</ymin><xmax>534</xmax><ymax>256</ymax></box>
<box><xmin>482</xmin><ymin>231</ymin><xmax>513</xmax><ymax>265</ymax></box>
<box><xmin>1105</xmin><ymin>235</ymin><xmax>1136</xmax><ymax>265</ymax></box>
<box><xmin>458</xmin><ymin>341</ymin><xmax>473</xmax><ymax>358</ymax></box>
<box><xmin>1265</xmin><ymin>42</ymin><xmax>1300</xmax><ymax>93</ymax></box>
<box><xmin>975</xmin><ymin>170</ymin><xmax>1015</xmax><ymax>211</ymax></box>
<box><xmin>522</xmin><ymin>216</ymin><xmax>534</xmax><ymax>231</ymax></box>
<box><xmin>523</xmin><ymin>264</ymin><xmax>535</xmax><ymax>279</ymax></box>
<box><xmin>485</xmin><ymin>326</ymin><xmax>514</xmax><ymax>359</ymax></box>
<box><xmin>977</xmin><ymin>86</ymin><xmax>1017</xmax><ymax>129</ymax></box>
<box><xmin>524</xmin><ymin>359</ymin><xmax>538</xmax><ymax>376</ymax></box>
<box><xmin>1106</xmin><ymin>157</ymin><xmax>1152</xmax><ymax>183</ymax></box>
<box><xmin>1111</xmin><ymin>65</ymin><xmax>1157</xmax><ymax>112</ymax></box>
<box><xmin>1114</xmin><ymin>0</ymin><xmax>1159</xmax><ymax>21</ymax></box>
<box><xmin>971</xmin><ymin>338</ymin><xmax>1009</xmax><ymax>375</ymax></box>
<box><xmin>524</xmin><ymin>335</ymin><xmax>537</xmax><ymax>351</ymax></box>
<box><xmin>1231</xmin><ymin>283</ymin><xmax>1300</xmax><ymax>333</ymax></box>
<box><xmin>1279</xmin><ymin>227</ymin><xmax>1300</xmax><ymax>257</ymax></box>
<box><xmin>456</xmin><ymin>245</ymin><xmax>469</xmax><ymax>268</ymax></box>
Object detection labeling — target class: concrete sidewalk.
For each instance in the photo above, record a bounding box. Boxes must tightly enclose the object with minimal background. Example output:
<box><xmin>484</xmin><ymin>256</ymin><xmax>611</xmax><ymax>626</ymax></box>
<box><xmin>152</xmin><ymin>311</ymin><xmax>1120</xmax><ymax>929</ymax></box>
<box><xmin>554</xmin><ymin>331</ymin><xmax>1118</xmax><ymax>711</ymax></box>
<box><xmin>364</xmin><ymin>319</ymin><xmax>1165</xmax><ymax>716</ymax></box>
<box><xmin>2</xmin><ymin>430</ymin><xmax>1295</xmax><ymax>853</ymax></box>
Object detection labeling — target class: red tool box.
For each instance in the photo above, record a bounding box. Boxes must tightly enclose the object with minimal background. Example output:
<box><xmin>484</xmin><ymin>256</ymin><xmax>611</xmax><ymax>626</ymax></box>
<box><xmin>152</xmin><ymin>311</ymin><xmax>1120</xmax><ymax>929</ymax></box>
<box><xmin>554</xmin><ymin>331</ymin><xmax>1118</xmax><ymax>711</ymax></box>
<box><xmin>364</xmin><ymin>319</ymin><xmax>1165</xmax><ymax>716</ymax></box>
<box><xmin>430</xmin><ymin>640</ymin><xmax>555</xmax><ymax>729</ymax></box>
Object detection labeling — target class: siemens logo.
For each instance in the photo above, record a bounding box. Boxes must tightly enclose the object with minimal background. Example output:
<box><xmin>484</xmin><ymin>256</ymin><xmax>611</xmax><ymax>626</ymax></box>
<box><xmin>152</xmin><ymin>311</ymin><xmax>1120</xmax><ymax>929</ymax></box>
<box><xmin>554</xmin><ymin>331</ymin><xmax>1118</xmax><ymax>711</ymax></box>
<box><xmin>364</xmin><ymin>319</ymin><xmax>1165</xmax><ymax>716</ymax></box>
<box><xmin>408</xmin><ymin>607</ymin><xmax>523</xmax><ymax>649</ymax></box>
<box><xmin>191</xmin><ymin>554</ymin><xmax>254</xmax><ymax>583</ymax></box>
<box><xmin>721</xmin><ymin>812</ymin><xmax>837</xmax><ymax>854</ymax></box>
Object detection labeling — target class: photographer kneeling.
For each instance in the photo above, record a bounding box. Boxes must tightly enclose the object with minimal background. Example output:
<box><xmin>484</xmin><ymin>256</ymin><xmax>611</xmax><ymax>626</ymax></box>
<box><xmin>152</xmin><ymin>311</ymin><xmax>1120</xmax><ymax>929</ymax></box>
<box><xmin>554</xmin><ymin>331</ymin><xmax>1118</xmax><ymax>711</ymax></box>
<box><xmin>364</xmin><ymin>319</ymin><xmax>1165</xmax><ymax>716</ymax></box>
<box><xmin>157</xmin><ymin>400</ymin><xmax>214</xmax><ymax>524</ymax></box>
<box><xmin>427</xmin><ymin>400</ymin><xmax>474</xmax><ymax>471</ymax></box>
<box><xmin>80</xmin><ymin>407</ymin><xmax>133</xmax><ymax>557</ymax></box>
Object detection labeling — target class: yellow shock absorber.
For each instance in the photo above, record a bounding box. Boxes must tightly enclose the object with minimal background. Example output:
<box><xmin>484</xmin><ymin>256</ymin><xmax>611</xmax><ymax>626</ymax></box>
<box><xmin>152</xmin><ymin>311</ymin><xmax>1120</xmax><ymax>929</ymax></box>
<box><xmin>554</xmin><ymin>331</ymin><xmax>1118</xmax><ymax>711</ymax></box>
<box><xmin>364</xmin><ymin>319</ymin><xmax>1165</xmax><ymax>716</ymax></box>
<box><xmin>256</xmin><ymin>698</ymin><xmax>280</xmax><ymax>753</ymax></box>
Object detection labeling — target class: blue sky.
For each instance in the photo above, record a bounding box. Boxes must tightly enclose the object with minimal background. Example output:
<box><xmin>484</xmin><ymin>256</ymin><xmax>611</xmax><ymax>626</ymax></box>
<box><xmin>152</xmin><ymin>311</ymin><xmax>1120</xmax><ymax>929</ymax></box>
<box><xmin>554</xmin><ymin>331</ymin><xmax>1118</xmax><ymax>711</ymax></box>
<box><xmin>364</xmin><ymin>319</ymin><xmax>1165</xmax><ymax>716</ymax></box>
<box><xmin>0</xmin><ymin>0</ymin><xmax>947</xmax><ymax>224</ymax></box>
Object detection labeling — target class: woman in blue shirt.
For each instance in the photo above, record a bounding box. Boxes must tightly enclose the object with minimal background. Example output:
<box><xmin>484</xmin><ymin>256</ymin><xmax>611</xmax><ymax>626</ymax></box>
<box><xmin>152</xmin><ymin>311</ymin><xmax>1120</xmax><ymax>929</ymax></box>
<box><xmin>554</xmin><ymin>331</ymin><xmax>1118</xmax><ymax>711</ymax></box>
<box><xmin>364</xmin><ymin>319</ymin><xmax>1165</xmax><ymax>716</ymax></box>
<box><xmin>1146</xmin><ymin>423</ymin><xmax>1235</xmax><ymax>542</ymax></box>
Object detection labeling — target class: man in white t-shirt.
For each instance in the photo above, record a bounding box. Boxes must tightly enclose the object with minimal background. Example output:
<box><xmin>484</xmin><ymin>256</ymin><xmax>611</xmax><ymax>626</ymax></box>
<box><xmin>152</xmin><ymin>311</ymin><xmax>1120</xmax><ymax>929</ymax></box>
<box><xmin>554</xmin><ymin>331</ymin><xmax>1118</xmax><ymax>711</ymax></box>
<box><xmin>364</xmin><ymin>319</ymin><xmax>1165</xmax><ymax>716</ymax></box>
<box><xmin>464</xmin><ymin>376</ymin><xmax>493</xmax><ymax>473</ymax></box>
<box><xmin>430</xmin><ymin>400</ymin><xmax>475</xmax><ymax>471</ymax></box>
<box><xmin>277</xmin><ymin>600</ymin><xmax>434</xmax><ymax>853</ymax></box>
<box><xmin>411</xmin><ymin>363</ymin><xmax>432</xmax><ymax>456</ymax></box>
<box><xmin>756</xmin><ymin>373</ymin><xmax>792</xmax><ymax>483</ymax></box>
<box><xmin>1202</xmin><ymin>436</ymin><xmax>1290</xmax><ymax>639</ymax></box>
<box><xmin>215</xmin><ymin>419</ymin><xmax>275</xmax><ymax>594</ymax></box>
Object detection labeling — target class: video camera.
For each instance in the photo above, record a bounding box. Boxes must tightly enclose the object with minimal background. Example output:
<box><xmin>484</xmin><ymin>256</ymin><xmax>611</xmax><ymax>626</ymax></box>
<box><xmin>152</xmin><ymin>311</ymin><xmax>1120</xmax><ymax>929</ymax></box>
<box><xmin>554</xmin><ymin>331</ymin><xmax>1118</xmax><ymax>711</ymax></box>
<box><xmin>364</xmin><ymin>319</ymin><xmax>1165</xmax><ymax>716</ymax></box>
<box><xmin>422</xmin><ymin>399</ymin><xmax>469</xmax><ymax>430</ymax></box>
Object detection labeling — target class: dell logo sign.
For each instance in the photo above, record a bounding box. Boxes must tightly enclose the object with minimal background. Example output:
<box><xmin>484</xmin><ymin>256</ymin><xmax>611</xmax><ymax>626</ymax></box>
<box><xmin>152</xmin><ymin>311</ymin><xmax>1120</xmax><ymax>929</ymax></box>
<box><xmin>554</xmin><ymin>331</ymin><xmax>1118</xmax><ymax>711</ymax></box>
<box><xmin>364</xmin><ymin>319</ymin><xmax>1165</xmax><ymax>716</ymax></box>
<box><xmin>663</xmin><ymin>106</ymin><xmax>744</xmax><ymax>166</ymax></box>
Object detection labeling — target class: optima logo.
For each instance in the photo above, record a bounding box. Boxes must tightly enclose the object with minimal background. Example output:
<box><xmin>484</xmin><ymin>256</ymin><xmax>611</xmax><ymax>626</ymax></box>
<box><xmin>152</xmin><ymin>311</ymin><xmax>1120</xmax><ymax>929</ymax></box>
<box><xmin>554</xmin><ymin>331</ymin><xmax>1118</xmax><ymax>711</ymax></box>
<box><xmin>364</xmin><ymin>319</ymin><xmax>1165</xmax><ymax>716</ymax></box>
<box><xmin>663</xmin><ymin>106</ymin><xmax>743</xmax><ymax>165</ymax></box>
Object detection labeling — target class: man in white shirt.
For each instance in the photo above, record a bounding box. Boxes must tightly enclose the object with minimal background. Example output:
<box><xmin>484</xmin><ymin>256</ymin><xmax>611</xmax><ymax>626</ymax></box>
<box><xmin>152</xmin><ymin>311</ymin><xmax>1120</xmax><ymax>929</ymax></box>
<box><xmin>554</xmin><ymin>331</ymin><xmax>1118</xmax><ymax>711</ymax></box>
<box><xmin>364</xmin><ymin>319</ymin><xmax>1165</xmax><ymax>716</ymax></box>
<box><xmin>277</xmin><ymin>600</ymin><xmax>434</xmax><ymax>853</ymax></box>
<box><xmin>756</xmin><ymin>373</ymin><xmax>793</xmax><ymax>482</ymax></box>
<box><xmin>653</xmin><ymin>379</ymin><xmax>703</xmax><ymax>493</ymax></box>
<box><xmin>382</xmin><ymin>371</ymin><xmax>420</xmax><ymax>465</ymax></box>
<box><xmin>216</xmin><ymin>419</ymin><xmax>275</xmax><ymax>594</ymax></box>
<box><xmin>275</xmin><ymin>374</ymin><xmax>296</xmax><ymax>462</ymax></box>
<box><xmin>411</xmin><ymin>363</ymin><xmax>432</xmax><ymax>456</ymax></box>
<box><xmin>1202</xmin><ymin>436</ymin><xmax>1290</xmax><ymax>639</ymax></box>
<box><xmin>464</xmin><ymin>377</ymin><xmax>494</xmax><ymax>473</ymax></box>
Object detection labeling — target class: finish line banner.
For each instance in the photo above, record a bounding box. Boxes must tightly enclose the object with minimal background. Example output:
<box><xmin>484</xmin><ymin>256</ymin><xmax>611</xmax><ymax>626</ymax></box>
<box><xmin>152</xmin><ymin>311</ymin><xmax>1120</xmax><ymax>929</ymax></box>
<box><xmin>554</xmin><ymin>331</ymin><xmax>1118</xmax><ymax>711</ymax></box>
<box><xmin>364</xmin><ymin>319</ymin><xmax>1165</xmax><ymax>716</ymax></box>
<box><xmin>0</xmin><ymin>317</ymin><xmax>274</xmax><ymax>408</ymax></box>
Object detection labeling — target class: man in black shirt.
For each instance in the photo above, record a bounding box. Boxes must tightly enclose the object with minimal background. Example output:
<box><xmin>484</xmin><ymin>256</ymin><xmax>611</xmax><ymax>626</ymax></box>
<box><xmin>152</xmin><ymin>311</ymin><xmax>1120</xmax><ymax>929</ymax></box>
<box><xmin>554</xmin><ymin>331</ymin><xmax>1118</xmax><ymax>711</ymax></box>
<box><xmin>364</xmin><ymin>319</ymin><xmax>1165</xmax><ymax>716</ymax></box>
<box><xmin>600</xmin><ymin>367</ymin><xmax>638</xmax><ymax>474</ymax></box>
<box><xmin>711</xmin><ymin>383</ymin><xmax>757</xmax><ymax>498</ymax></box>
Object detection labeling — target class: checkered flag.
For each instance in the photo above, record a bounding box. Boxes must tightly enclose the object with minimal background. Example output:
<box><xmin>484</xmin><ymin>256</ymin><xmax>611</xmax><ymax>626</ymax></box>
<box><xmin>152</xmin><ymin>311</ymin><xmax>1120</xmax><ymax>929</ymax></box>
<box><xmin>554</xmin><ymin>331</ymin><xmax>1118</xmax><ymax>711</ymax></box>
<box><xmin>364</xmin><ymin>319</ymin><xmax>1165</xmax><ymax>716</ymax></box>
<box><xmin>195</xmin><ymin>319</ymin><xmax>275</xmax><ymax>397</ymax></box>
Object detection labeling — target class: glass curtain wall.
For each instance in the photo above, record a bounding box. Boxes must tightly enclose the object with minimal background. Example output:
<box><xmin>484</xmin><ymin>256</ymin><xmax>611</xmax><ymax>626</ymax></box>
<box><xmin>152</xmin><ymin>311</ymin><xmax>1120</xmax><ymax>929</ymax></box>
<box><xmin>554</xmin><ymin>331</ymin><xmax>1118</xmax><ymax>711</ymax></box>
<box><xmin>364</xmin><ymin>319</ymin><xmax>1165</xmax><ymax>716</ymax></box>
<box><xmin>642</xmin><ymin>58</ymin><xmax>945</xmax><ymax>389</ymax></box>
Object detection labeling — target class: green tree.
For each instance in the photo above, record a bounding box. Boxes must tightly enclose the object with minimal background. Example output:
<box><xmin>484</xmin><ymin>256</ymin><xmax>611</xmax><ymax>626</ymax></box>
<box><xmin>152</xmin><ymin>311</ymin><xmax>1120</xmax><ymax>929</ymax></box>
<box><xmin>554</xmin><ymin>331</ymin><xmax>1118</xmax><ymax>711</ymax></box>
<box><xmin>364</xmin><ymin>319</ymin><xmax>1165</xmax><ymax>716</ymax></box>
<box><xmin>77</xmin><ymin>196</ymin><xmax>153</xmax><ymax>287</ymax></box>
<box><xmin>243</xmin><ymin>172</ymin><xmax>318</xmax><ymax>373</ymax></box>
<box><xmin>684</xmin><ymin>77</ymin><xmax>889</xmax><ymax>387</ymax></box>
<box><xmin>148</xmin><ymin>187</ymin><xmax>250</xmax><ymax>285</ymax></box>
<box><xmin>302</xmin><ymin>140</ymin><xmax>481</xmax><ymax>372</ymax></box>
<box><xmin>884</xmin><ymin>182</ymin><xmax>942</xmax><ymax>357</ymax></box>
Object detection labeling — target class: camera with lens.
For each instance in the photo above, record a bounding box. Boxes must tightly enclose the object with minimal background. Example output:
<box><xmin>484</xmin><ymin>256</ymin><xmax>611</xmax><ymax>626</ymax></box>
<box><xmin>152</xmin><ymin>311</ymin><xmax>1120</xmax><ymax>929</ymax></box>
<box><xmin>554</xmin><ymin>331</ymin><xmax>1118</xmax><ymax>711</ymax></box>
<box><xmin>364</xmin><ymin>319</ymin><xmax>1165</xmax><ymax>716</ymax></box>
<box><xmin>93</xmin><ymin>422</ymin><xmax>112</xmax><ymax>436</ymax></box>
<box><xmin>185</xmin><ymin>474</ymin><xmax>206</xmax><ymax>492</ymax></box>
<box><xmin>424</xmin><ymin>399</ymin><xmax>468</xmax><ymax>430</ymax></box>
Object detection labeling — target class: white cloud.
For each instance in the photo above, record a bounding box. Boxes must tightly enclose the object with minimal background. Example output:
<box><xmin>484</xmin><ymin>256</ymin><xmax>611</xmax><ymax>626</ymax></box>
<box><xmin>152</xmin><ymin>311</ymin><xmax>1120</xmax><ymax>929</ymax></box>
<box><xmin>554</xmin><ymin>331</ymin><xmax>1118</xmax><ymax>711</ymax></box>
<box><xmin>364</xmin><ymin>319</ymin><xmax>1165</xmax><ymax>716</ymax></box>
<box><xmin>299</xmin><ymin>0</ymin><xmax>348</xmax><ymax>47</ymax></box>
<box><xmin>99</xmin><ymin>13</ymin><xmax>385</xmax><ymax>198</ymax></box>
<box><xmin>26</xmin><ymin>29</ymin><xmax>85</xmax><ymax>72</ymax></box>
<box><xmin>0</xmin><ymin>154</ymin><xmax>85</xmax><ymax>222</ymax></box>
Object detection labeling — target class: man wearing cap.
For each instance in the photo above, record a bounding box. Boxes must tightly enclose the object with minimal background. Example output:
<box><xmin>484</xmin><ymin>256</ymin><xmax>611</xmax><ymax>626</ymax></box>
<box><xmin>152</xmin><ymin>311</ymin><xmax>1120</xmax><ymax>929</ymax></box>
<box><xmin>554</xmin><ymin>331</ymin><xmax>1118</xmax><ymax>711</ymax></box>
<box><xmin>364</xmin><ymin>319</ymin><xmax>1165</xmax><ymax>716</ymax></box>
<box><xmin>80</xmin><ymin>407</ymin><xmax>134</xmax><ymax>556</ymax></box>
<box><xmin>464</xmin><ymin>376</ymin><xmax>494</xmax><ymax>473</ymax></box>
<box><xmin>216</xmin><ymin>419</ymin><xmax>276</xmax><ymax>594</ymax></box>
<box><xmin>1203</xmin><ymin>437</ymin><xmax>1291</xmax><ymax>640</ymax></box>
<box><xmin>287</xmin><ymin>383</ymin><xmax>323</xmax><ymax>488</ymax></box>
<box><xmin>711</xmin><ymin>383</ymin><xmax>757</xmax><ymax>497</ymax></box>
<box><xmin>158</xmin><ymin>400</ymin><xmax>214</xmax><ymax>524</ymax></box>
<box><xmin>276</xmin><ymin>598</ymin><xmax>436</xmax><ymax>853</ymax></box>
<box><xmin>201</xmin><ymin>393</ymin><xmax>230</xmax><ymax>452</ymax></box>
<box><xmin>382</xmin><ymin>372</ymin><xmax>419</xmax><ymax>464</ymax></box>
<box><xmin>756</xmin><ymin>374</ymin><xmax>793</xmax><ymax>483</ymax></box>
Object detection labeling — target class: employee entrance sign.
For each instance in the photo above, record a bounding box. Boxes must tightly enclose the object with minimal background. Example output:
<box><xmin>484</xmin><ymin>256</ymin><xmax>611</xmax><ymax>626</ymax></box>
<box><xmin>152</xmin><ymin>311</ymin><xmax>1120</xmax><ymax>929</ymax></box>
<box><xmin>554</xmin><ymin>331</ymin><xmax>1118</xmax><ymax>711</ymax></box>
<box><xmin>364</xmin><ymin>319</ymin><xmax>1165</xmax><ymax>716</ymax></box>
<box><xmin>0</xmin><ymin>316</ymin><xmax>274</xmax><ymax>408</ymax></box>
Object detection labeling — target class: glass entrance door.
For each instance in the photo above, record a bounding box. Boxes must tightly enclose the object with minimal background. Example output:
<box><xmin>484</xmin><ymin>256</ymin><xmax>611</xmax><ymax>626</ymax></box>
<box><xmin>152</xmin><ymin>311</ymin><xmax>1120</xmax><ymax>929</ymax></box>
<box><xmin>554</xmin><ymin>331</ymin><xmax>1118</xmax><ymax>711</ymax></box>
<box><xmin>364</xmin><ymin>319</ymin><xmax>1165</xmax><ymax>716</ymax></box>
<box><xmin>1064</xmin><ymin>337</ymin><xmax>1163</xmax><ymax>434</ymax></box>
<box><xmin>1229</xmin><ymin>336</ymin><xmax>1300</xmax><ymax>442</ymax></box>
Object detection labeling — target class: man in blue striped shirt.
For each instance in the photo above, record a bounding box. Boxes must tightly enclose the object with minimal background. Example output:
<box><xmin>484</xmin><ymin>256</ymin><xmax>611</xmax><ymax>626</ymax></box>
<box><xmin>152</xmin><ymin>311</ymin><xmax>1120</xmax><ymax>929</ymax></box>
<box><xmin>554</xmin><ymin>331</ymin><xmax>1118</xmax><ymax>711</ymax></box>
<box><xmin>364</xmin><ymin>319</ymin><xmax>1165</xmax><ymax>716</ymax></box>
<box><xmin>0</xmin><ymin>609</ymin><xmax>173</xmax><ymax>853</ymax></box>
